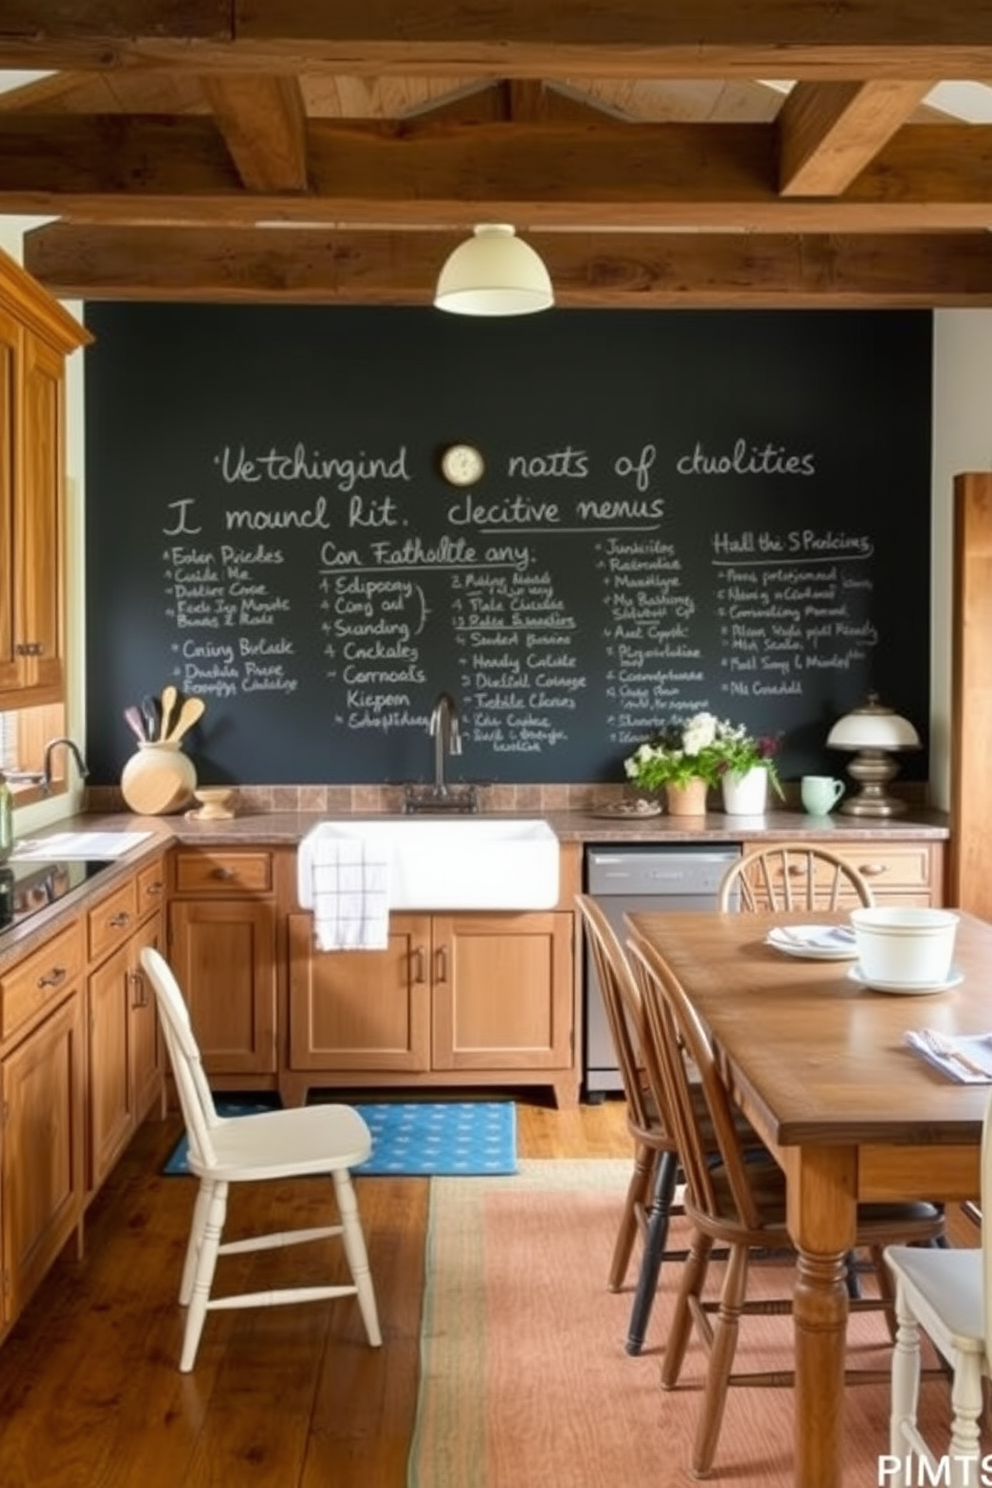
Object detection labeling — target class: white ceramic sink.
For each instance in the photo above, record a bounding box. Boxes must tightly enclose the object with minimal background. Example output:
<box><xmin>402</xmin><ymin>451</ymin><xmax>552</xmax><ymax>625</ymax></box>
<box><xmin>298</xmin><ymin>818</ymin><xmax>560</xmax><ymax>911</ymax></box>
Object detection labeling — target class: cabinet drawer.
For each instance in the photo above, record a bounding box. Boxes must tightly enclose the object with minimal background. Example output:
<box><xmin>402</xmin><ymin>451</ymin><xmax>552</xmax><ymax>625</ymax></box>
<box><xmin>1</xmin><ymin>921</ymin><xmax>85</xmax><ymax>1040</ymax></box>
<box><xmin>136</xmin><ymin>857</ymin><xmax>167</xmax><ymax>915</ymax></box>
<box><xmin>173</xmin><ymin>850</ymin><xmax>273</xmax><ymax>896</ymax></box>
<box><xmin>831</xmin><ymin>846</ymin><xmax>933</xmax><ymax>893</ymax></box>
<box><xmin>87</xmin><ymin>879</ymin><xmax>139</xmax><ymax>963</ymax></box>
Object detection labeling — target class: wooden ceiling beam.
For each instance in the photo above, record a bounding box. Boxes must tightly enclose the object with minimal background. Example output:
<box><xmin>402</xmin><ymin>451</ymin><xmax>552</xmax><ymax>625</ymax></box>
<box><xmin>23</xmin><ymin>221</ymin><xmax>992</xmax><ymax>307</ymax></box>
<box><xmin>2</xmin><ymin>1</ymin><xmax>992</xmax><ymax>80</ymax></box>
<box><xmin>200</xmin><ymin>75</ymin><xmax>309</xmax><ymax>192</ymax></box>
<box><xmin>777</xmin><ymin>80</ymin><xmax>933</xmax><ymax>196</ymax></box>
<box><xmin>3</xmin><ymin>117</ymin><xmax>992</xmax><ymax>230</ymax></box>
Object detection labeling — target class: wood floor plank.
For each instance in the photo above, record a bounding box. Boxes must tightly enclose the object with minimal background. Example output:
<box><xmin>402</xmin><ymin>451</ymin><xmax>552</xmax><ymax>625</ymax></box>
<box><xmin>0</xmin><ymin>1096</ymin><xmax>630</xmax><ymax>1488</ymax></box>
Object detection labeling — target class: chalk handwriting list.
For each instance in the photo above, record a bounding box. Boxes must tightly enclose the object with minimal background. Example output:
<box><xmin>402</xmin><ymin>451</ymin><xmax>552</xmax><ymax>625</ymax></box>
<box><xmin>159</xmin><ymin>433</ymin><xmax>878</xmax><ymax>755</ymax></box>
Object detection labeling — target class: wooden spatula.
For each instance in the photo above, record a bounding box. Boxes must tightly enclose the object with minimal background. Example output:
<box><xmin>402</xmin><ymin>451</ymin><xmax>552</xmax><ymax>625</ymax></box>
<box><xmin>159</xmin><ymin>684</ymin><xmax>178</xmax><ymax>740</ymax></box>
<box><xmin>165</xmin><ymin>695</ymin><xmax>205</xmax><ymax>744</ymax></box>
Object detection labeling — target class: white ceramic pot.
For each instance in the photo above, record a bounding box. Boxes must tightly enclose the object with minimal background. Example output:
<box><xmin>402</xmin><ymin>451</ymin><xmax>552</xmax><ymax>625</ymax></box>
<box><xmin>721</xmin><ymin>766</ymin><xmax>768</xmax><ymax>815</ymax></box>
<box><xmin>850</xmin><ymin>907</ymin><xmax>959</xmax><ymax>987</ymax></box>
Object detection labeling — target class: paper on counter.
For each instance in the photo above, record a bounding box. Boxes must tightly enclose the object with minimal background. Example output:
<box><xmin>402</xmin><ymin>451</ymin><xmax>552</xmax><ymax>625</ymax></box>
<box><xmin>10</xmin><ymin>830</ymin><xmax>153</xmax><ymax>861</ymax></box>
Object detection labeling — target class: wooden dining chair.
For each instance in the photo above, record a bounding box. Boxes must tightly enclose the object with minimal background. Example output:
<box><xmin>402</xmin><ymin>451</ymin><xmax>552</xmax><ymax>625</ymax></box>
<box><xmin>625</xmin><ymin>930</ymin><xmax>946</xmax><ymax>1480</ymax></box>
<box><xmin>576</xmin><ymin>893</ymin><xmax>688</xmax><ymax>1355</ymax></box>
<box><xmin>717</xmin><ymin>843</ymin><xmax>874</xmax><ymax>912</ymax></box>
<box><xmin>141</xmin><ymin>947</ymin><xmax>382</xmax><ymax>1372</ymax></box>
<box><xmin>884</xmin><ymin>1089</ymin><xmax>992</xmax><ymax>1486</ymax></box>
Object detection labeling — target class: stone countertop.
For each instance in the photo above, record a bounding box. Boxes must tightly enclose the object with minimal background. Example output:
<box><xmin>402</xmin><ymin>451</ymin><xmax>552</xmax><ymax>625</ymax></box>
<box><xmin>0</xmin><ymin>804</ymin><xmax>950</xmax><ymax>971</ymax></box>
<box><xmin>20</xmin><ymin>804</ymin><xmax>953</xmax><ymax>849</ymax></box>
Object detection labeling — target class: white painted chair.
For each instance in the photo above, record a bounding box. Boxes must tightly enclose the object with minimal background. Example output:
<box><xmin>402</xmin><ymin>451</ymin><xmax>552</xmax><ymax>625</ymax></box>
<box><xmin>884</xmin><ymin>1089</ymin><xmax>992</xmax><ymax>1486</ymax></box>
<box><xmin>140</xmin><ymin>947</ymin><xmax>382</xmax><ymax>1372</ymax></box>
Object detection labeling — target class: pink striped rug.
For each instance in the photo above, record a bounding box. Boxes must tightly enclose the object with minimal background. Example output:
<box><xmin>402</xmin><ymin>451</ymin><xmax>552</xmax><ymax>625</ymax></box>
<box><xmin>409</xmin><ymin>1160</ymin><xmax>969</xmax><ymax>1488</ymax></box>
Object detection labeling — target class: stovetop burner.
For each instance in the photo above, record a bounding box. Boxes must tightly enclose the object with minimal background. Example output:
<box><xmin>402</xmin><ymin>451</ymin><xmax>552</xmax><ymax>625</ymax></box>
<box><xmin>0</xmin><ymin>859</ymin><xmax>111</xmax><ymax>934</ymax></box>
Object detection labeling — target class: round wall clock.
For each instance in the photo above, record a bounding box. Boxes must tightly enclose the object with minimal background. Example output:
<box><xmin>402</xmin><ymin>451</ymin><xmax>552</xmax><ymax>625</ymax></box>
<box><xmin>440</xmin><ymin>443</ymin><xmax>485</xmax><ymax>486</ymax></box>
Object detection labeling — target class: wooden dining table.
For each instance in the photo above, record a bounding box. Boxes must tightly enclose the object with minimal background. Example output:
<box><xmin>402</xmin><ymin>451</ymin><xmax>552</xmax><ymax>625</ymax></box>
<box><xmin>625</xmin><ymin>905</ymin><xmax>990</xmax><ymax>1488</ymax></box>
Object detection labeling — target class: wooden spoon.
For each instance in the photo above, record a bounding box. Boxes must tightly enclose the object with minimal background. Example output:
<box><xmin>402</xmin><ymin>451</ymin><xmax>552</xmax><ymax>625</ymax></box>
<box><xmin>158</xmin><ymin>684</ymin><xmax>178</xmax><ymax>740</ymax></box>
<box><xmin>165</xmin><ymin>695</ymin><xmax>205</xmax><ymax>744</ymax></box>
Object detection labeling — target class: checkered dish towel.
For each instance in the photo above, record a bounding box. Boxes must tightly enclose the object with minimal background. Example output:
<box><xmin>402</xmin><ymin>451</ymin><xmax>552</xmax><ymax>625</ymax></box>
<box><xmin>297</xmin><ymin>831</ymin><xmax>392</xmax><ymax>951</ymax></box>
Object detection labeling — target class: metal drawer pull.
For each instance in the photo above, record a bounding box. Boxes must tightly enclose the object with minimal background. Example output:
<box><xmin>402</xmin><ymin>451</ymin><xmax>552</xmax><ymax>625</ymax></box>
<box><xmin>413</xmin><ymin>947</ymin><xmax>426</xmax><ymax>983</ymax></box>
<box><xmin>435</xmin><ymin>945</ymin><xmax>448</xmax><ymax>983</ymax></box>
<box><xmin>858</xmin><ymin>864</ymin><xmax>888</xmax><ymax>877</ymax></box>
<box><xmin>210</xmin><ymin>867</ymin><xmax>237</xmax><ymax>880</ymax></box>
<box><xmin>37</xmin><ymin>965</ymin><xmax>67</xmax><ymax>989</ymax></box>
<box><xmin>144</xmin><ymin>881</ymin><xmax>165</xmax><ymax>897</ymax></box>
<box><xmin>109</xmin><ymin>912</ymin><xmax>132</xmax><ymax>928</ymax></box>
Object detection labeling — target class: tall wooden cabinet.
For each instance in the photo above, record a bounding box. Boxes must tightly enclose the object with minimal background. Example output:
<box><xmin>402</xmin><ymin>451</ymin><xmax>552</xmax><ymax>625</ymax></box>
<box><xmin>0</xmin><ymin>247</ymin><xmax>90</xmax><ymax>707</ymax></box>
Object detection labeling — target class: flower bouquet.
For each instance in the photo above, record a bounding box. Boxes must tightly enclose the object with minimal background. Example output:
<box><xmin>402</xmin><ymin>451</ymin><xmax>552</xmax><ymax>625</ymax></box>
<box><xmin>624</xmin><ymin>714</ymin><xmax>785</xmax><ymax>816</ymax></box>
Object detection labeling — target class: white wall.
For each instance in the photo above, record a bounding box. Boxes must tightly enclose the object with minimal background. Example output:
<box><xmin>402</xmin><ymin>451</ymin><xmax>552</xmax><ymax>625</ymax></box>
<box><xmin>0</xmin><ymin>217</ymin><xmax>981</xmax><ymax>813</ymax></box>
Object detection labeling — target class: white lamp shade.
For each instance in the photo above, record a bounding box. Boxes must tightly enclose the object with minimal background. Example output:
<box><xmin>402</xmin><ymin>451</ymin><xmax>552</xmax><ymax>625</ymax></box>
<box><xmin>826</xmin><ymin>696</ymin><xmax>921</xmax><ymax>751</ymax></box>
<box><xmin>434</xmin><ymin>224</ymin><xmax>554</xmax><ymax>317</ymax></box>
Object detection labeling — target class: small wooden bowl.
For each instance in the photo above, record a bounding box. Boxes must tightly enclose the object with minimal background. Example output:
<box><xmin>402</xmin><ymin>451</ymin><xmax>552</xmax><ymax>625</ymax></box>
<box><xmin>190</xmin><ymin>787</ymin><xmax>236</xmax><ymax>820</ymax></box>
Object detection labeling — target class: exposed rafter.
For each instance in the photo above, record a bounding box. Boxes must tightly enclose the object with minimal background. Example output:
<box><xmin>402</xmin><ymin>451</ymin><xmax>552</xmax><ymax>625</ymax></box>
<box><xmin>1</xmin><ymin>2</ymin><xmax>991</xmax><ymax>306</ymax></box>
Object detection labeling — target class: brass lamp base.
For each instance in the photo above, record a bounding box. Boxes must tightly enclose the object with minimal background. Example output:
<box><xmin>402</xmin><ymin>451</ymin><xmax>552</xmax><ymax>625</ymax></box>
<box><xmin>836</xmin><ymin>747</ymin><xmax>908</xmax><ymax>816</ymax></box>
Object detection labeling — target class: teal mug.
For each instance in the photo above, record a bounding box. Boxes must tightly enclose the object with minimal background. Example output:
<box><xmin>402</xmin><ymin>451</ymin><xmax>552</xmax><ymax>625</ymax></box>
<box><xmin>801</xmin><ymin>775</ymin><xmax>845</xmax><ymax>815</ymax></box>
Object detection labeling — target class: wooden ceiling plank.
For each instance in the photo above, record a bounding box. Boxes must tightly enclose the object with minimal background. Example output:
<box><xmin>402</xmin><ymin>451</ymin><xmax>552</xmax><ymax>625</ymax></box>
<box><xmin>22</xmin><ymin>220</ymin><xmax>992</xmax><ymax>306</ymax></box>
<box><xmin>3</xmin><ymin>117</ymin><xmax>992</xmax><ymax>230</ymax></box>
<box><xmin>778</xmin><ymin>79</ymin><xmax>933</xmax><ymax>195</ymax></box>
<box><xmin>3</xmin><ymin>2</ymin><xmax>992</xmax><ymax>79</ymax></box>
<box><xmin>200</xmin><ymin>75</ymin><xmax>309</xmax><ymax>191</ymax></box>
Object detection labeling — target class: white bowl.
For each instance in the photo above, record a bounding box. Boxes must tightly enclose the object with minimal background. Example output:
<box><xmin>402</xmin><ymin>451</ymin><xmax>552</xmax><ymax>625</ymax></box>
<box><xmin>849</xmin><ymin>907</ymin><xmax>959</xmax><ymax>987</ymax></box>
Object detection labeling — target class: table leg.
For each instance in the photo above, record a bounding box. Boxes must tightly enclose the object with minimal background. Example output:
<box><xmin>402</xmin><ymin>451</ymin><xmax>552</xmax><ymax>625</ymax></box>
<box><xmin>786</xmin><ymin>1145</ymin><xmax>858</xmax><ymax>1488</ymax></box>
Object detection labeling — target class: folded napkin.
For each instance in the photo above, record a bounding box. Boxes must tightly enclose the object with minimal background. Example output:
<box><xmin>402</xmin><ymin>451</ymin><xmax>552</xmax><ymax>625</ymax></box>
<box><xmin>905</xmin><ymin>1029</ymin><xmax>992</xmax><ymax>1084</ymax></box>
<box><xmin>771</xmin><ymin>925</ymin><xmax>856</xmax><ymax>951</ymax></box>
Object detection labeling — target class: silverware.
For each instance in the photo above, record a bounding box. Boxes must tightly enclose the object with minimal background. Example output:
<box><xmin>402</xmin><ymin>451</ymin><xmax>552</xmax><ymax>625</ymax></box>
<box><xmin>918</xmin><ymin>1029</ymin><xmax>989</xmax><ymax>1080</ymax></box>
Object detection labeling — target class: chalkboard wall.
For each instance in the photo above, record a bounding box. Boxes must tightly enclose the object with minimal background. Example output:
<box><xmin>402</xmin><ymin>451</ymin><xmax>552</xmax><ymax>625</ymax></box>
<box><xmin>84</xmin><ymin>305</ymin><xmax>932</xmax><ymax>788</ymax></box>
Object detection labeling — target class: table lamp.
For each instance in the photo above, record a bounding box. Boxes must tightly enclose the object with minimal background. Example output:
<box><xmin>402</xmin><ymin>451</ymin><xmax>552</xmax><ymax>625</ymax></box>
<box><xmin>826</xmin><ymin>693</ymin><xmax>921</xmax><ymax>816</ymax></box>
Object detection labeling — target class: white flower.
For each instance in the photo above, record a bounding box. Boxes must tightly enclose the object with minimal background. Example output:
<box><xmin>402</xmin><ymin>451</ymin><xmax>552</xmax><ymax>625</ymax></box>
<box><xmin>682</xmin><ymin>711</ymin><xmax>718</xmax><ymax>756</ymax></box>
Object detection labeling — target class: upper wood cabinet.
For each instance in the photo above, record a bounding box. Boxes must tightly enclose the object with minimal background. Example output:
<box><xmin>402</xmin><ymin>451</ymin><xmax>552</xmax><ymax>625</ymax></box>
<box><xmin>0</xmin><ymin>249</ymin><xmax>90</xmax><ymax>706</ymax></box>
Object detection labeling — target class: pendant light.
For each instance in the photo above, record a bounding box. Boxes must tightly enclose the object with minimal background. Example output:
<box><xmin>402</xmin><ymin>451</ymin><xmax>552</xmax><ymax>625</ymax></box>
<box><xmin>434</xmin><ymin>224</ymin><xmax>554</xmax><ymax>317</ymax></box>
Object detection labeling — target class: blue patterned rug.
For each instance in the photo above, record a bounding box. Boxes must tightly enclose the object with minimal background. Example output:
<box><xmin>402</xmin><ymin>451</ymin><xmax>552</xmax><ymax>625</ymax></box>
<box><xmin>353</xmin><ymin>1101</ymin><xmax>517</xmax><ymax>1176</ymax></box>
<box><xmin>163</xmin><ymin>1098</ymin><xmax>517</xmax><ymax>1177</ymax></box>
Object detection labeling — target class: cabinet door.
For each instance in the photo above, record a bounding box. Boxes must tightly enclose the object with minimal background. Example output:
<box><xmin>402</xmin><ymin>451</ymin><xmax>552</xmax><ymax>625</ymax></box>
<box><xmin>17</xmin><ymin>329</ymin><xmax>64</xmax><ymax>698</ymax></box>
<box><xmin>287</xmin><ymin>912</ymin><xmax>431</xmax><ymax>1072</ymax></box>
<box><xmin>168</xmin><ymin>899</ymin><xmax>277</xmax><ymax>1074</ymax></box>
<box><xmin>1</xmin><ymin>990</ymin><xmax>84</xmax><ymax>1324</ymax></box>
<box><xmin>0</xmin><ymin>305</ymin><xmax>19</xmax><ymax>692</ymax></box>
<box><xmin>432</xmin><ymin>912</ymin><xmax>573</xmax><ymax>1072</ymax></box>
<box><xmin>130</xmin><ymin>914</ymin><xmax>164</xmax><ymax>1123</ymax></box>
<box><xmin>87</xmin><ymin>939</ymin><xmax>133</xmax><ymax>1191</ymax></box>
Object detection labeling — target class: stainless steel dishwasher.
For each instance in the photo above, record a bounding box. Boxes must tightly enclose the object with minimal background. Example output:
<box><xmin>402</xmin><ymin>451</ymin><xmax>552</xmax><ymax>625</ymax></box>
<box><xmin>583</xmin><ymin>844</ymin><xmax>741</xmax><ymax>1098</ymax></box>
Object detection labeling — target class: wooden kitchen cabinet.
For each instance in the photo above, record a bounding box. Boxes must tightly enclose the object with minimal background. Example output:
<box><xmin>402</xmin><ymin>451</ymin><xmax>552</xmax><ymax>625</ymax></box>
<box><xmin>0</xmin><ymin>251</ymin><xmax>90</xmax><ymax>706</ymax></box>
<box><xmin>85</xmin><ymin>864</ymin><xmax>165</xmax><ymax>1196</ymax></box>
<box><xmin>738</xmin><ymin>839</ymin><xmax>945</xmax><ymax>908</ymax></box>
<box><xmin>168</xmin><ymin>849</ymin><xmax>278</xmax><ymax>1081</ymax></box>
<box><xmin>285</xmin><ymin>909</ymin><xmax>575</xmax><ymax>1106</ymax></box>
<box><xmin>0</xmin><ymin>923</ymin><xmax>86</xmax><ymax>1330</ymax></box>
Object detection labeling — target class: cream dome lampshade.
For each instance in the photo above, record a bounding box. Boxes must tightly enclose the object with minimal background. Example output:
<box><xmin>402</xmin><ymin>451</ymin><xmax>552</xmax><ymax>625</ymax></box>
<box><xmin>826</xmin><ymin>693</ymin><xmax>921</xmax><ymax>816</ymax></box>
<box><xmin>434</xmin><ymin>224</ymin><xmax>554</xmax><ymax>317</ymax></box>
